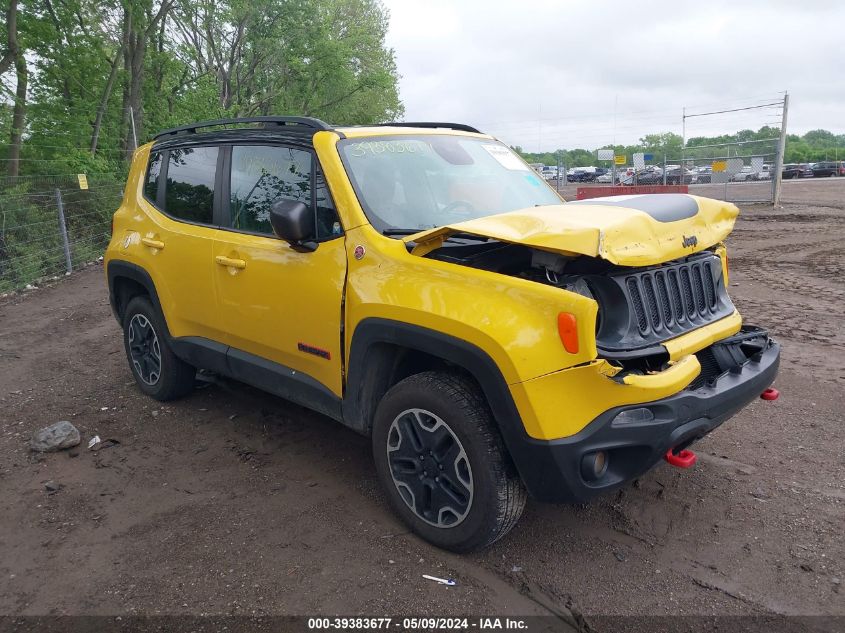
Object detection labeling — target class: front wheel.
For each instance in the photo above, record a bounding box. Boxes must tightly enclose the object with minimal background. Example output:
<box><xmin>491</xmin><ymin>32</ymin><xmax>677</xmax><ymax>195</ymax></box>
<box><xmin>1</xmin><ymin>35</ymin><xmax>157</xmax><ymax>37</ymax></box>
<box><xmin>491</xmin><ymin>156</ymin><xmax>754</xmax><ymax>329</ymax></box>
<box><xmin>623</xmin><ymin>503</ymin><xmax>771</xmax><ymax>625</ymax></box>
<box><xmin>372</xmin><ymin>372</ymin><xmax>526</xmax><ymax>552</ymax></box>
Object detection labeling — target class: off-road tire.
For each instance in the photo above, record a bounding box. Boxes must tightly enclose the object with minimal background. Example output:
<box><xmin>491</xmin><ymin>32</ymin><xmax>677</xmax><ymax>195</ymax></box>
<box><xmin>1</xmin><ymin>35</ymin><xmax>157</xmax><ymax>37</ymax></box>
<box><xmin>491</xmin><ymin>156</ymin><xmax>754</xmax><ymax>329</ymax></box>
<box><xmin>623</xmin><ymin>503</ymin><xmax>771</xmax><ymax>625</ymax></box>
<box><xmin>372</xmin><ymin>371</ymin><xmax>527</xmax><ymax>552</ymax></box>
<box><xmin>122</xmin><ymin>296</ymin><xmax>195</xmax><ymax>401</ymax></box>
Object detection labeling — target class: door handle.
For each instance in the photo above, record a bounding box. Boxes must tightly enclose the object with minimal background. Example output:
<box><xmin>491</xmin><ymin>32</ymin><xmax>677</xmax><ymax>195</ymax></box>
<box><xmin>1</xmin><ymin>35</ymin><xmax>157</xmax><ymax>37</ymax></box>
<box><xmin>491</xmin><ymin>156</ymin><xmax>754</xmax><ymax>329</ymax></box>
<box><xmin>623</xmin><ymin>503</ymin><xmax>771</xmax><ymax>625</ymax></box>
<box><xmin>215</xmin><ymin>255</ymin><xmax>247</xmax><ymax>270</ymax></box>
<box><xmin>141</xmin><ymin>237</ymin><xmax>165</xmax><ymax>250</ymax></box>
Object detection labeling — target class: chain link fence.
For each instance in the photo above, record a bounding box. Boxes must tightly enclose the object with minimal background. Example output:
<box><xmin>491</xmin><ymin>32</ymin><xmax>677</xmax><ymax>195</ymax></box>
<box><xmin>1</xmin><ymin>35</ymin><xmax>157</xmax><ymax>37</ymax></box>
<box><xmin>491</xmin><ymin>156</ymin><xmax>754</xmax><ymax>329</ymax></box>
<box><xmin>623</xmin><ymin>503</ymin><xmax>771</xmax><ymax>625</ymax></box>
<box><xmin>543</xmin><ymin>96</ymin><xmax>790</xmax><ymax>205</ymax></box>
<box><xmin>677</xmin><ymin>137</ymin><xmax>779</xmax><ymax>204</ymax></box>
<box><xmin>554</xmin><ymin>137</ymin><xmax>782</xmax><ymax>204</ymax></box>
<box><xmin>0</xmin><ymin>174</ymin><xmax>124</xmax><ymax>293</ymax></box>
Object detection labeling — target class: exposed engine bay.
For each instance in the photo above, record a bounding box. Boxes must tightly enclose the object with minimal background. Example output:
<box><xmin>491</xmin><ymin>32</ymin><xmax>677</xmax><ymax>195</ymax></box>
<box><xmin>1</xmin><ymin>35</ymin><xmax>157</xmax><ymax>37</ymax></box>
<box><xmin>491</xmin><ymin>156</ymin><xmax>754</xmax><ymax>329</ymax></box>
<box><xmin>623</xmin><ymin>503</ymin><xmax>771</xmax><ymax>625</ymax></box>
<box><xmin>422</xmin><ymin>237</ymin><xmax>738</xmax><ymax>377</ymax></box>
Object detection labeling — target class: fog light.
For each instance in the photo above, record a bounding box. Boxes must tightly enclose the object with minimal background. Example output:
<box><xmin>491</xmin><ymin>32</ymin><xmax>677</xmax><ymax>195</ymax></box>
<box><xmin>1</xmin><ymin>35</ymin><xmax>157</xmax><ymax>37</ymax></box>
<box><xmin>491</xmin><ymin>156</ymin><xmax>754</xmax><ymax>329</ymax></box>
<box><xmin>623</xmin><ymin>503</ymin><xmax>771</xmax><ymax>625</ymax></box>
<box><xmin>612</xmin><ymin>407</ymin><xmax>655</xmax><ymax>426</ymax></box>
<box><xmin>581</xmin><ymin>451</ymin><xmax>609</xmax><ymax>481</ymax></box>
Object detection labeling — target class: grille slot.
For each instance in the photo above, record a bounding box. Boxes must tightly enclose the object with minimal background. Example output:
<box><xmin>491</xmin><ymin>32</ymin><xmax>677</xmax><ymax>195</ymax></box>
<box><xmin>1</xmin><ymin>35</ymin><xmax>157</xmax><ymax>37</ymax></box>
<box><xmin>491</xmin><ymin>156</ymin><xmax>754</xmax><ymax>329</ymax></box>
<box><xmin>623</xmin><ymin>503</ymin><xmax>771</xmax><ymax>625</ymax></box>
<box><xmin>703</xmin><ymin>267</ymin><xmax>717</xmax><ymax>308</ymax></box>
<box><xmin>655</xmin><ymin>271</ymin><xmax>673</xmax><ymax>326</ymax></box>
<box><xmin>692</xmin><ymin>264</ymin><xmax>707</xmax><ymax>314</ymax></box>
<box><xmin>627</xmin><ymin>277</ymin><xmax>648</xmax><ymax>334</ymax></box>
<box><xmin>642</xmin><ymin>275</ymin><xmax>661</xmax><ymax>330</ymax></box>
<box><xmin>680</xmin><ymin>267</ymin><xmax>695</xmax><ymax>318</ymax></box>
<box><xmin>667</xmin><ymin>269</ymin><xmax>685</xmax><ymax>324</ymax></box>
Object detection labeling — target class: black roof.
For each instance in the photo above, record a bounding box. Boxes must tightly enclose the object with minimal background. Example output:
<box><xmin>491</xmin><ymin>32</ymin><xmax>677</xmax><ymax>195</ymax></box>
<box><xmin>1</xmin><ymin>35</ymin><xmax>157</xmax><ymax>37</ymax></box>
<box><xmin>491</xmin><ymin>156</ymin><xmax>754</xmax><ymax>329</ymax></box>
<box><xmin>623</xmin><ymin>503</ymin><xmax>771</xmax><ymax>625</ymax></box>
<box><xmin>152</xmin><ymin>116</ymin><xmax>482</xmax><ymax>141</ymax></box>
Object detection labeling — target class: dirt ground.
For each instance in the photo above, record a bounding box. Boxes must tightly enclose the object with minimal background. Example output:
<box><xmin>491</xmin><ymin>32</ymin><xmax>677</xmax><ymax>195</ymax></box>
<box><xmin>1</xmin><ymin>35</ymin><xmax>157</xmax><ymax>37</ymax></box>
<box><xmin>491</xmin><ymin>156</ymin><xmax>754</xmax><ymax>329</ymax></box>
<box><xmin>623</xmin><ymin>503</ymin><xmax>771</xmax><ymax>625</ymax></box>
<box><xmin>0</xmin><ymin>177</ymin><xmax>843</xmax><ymax>625</ymax></box>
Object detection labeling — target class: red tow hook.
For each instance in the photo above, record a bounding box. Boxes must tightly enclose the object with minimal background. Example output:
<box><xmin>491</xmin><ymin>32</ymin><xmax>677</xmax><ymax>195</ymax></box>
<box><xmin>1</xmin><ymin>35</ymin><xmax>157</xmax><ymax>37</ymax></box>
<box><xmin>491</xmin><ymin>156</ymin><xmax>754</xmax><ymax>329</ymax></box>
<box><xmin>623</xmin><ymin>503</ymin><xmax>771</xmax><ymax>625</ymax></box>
<box><xmin>761</xmin><ymin>388</ymin><xmax>780</xmax><ymax>401</ymax></box>
<box><xmin>665</xmin><ymin>448</ymin><xmax>697</xmax><ymax>468</ymax></box>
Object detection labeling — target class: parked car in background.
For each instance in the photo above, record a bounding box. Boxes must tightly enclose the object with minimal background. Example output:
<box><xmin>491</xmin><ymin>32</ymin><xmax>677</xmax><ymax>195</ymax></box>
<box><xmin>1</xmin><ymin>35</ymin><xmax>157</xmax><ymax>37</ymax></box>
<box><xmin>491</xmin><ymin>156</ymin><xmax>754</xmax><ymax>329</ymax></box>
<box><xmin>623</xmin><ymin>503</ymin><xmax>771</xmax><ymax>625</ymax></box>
<box><xmin>620</xmin><ymin>166</ymin><xmax>663</xmax><ymax>185</ymax></box>
<box><xmin>629</xmin><ymin>166</ymin><xmax>694</xmax><ymax>185</ymax></box>
<box><xmin>583</xmin><ymin>167</ymin><xmax>609</xmax><ymax>182</ymax></box>
<box><xmin>811</xmin><ymin>161</ymin><xmax>840</xmax><ymax>177</ymax></box>
<box><xmin>629</xmin><ymin>170</ymin><xmax>660</xmax><ymax>185</ymax></box>
<box><xmin>730</xmin><ymin>166</ymin><xmax>754</xmax><ymax>182</ymax></box>
<box><xmin>569</xmin><ymin>167</ymin><xmax>606</xmax><ymax>182</ymax></box>
<box><xmin>596</xmin><ymin>172</ymin><xmax>613</xmax><ymax>183</ymax></box>
<box><xmin>751</xmin><ymin>164</ymin><xmax>772</xmax><ymax>181</ymax></box>
<box><xmin>693</xmin><ymin>166</ymin><xmax>712</xmax><ymax>184</ymax></box>
<box><xmin>665</xmin><ymin>167</ymin><xmax>696</xmax><ymax>185</ymax></box>
<box><xmin>616</xmin><ymin>167</ymin><xmax>635</xmax><ymax>184</ymax></box>
<box><xmin>782</xmin><ymin>164</ymin><xmax>804</xmax><ymax>179</ymax></box>
<box><xmin>802</xmin><ymin>163</ymin><xmax>815</xmax><ymax>177</ymax></box>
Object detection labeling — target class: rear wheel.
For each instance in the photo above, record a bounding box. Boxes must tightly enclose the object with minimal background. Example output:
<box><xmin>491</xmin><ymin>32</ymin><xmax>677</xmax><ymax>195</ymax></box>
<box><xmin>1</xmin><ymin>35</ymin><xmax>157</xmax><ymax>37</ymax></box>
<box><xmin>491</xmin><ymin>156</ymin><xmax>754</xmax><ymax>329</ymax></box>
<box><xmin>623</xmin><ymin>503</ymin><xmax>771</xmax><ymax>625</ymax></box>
<box><xmin>372</xmin><ymin>372</ymin><xmax>526</xmax><ymax>552</ymax></box>
<box><xmin>122</xmin><ymin>296</ymin><xmax>196</xmax><ymax>401</ymax></box>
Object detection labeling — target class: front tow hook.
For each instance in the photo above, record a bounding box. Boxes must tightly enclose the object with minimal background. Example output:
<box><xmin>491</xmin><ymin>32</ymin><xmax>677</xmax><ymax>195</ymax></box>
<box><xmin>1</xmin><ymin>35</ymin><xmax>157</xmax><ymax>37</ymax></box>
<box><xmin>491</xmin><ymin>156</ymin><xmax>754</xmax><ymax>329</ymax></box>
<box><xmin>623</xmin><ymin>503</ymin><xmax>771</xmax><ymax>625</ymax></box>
<box><xmin>665</xmin><ymin>448</ymin><xmax>697</xmax><ymax>468</ymax></box>
<box><xmin>760</xmin><ymin>387</ymin><xmax>780</xmax><ymax>401</ymax></box>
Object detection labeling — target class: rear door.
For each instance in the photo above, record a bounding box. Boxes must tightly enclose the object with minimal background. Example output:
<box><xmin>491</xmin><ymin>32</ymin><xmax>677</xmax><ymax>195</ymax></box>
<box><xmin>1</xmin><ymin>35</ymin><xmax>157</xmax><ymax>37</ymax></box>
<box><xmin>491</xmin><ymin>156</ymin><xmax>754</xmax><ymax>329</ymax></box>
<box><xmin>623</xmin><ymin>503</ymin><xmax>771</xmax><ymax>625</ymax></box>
<box><xmin>212</xmin><ymin>143</ymin><xmax>347</xmax><ymax>398</ymax></box>
<box><xmin>138</xmin><ymin>145</ymin><xmax>225</xmax><ymax>342</ymax></box>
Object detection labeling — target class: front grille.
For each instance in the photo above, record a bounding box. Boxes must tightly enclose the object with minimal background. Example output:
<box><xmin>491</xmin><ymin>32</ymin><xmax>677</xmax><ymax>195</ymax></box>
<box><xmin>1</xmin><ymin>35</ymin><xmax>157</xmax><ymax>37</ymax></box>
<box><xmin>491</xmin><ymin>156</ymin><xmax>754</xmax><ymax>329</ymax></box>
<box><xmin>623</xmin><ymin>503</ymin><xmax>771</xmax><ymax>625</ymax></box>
<box><xmin>625</xmin><ymin>255</ymin><xmax>725</xmax><ymax>337</ymax></box>
<box><xmin>594</xmin><ymin>252</ymin><xmax>735</xmax><ymax>354</ymax></box>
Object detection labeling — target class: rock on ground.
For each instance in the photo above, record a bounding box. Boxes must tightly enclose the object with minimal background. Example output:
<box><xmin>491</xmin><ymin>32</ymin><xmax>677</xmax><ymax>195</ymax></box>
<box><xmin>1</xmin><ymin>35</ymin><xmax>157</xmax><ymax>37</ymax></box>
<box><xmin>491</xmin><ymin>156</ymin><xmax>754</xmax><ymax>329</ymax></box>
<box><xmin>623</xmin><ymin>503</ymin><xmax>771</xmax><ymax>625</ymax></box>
<box><xmin>30</xmin><ymin>421</ymin><xmax>81</xmax><ymax>452</ymax></box>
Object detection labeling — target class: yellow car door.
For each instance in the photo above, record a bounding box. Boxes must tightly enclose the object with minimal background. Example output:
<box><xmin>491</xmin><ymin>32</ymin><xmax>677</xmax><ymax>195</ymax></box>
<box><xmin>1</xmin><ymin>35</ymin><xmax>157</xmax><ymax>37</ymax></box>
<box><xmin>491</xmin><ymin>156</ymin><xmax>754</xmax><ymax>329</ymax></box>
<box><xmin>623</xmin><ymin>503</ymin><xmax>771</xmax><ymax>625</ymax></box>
<box><xmin>137</xmin><ymin>145</ymin><xmax>223</xmax><ymax>342</ymax></box>
<box><xmin>212</xmin><ymin>144</ymin><xmax>347</xmax><ymax>399</ymax></box>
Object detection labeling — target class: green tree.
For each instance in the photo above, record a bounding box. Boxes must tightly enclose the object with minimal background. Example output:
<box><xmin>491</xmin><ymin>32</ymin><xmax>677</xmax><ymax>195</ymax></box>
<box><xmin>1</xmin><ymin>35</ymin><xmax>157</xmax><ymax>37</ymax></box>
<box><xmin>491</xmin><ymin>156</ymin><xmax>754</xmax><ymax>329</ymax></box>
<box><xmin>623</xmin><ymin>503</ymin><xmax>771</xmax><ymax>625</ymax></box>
<box><xmin>0</xmin><ymin>0</ymin><xmax>403</xmax><ymax>177</ymax></box>
<box><xmin>169</xmin><ymin>0</ymin><xmax>402</xmax><ymax>123</ymax></box>
<box><xmin>514</xmin><ymin>126</ymin><xmax>845</xmax><ymax>169</ymax></box>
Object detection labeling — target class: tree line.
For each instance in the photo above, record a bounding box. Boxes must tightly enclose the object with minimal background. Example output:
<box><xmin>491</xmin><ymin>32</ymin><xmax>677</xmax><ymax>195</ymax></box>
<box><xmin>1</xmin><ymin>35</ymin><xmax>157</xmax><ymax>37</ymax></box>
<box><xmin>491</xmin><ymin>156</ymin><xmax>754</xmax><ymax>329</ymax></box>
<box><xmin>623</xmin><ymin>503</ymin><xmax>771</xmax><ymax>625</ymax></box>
<box><xmin>0</xmin><ymin>0</ymin><xmax>403</xmax><ymax>178</ymax></box>
<box><xmin>515</xmin><ymin>127</ymin><xmax>845</xmax><ymax>168</ymax></box>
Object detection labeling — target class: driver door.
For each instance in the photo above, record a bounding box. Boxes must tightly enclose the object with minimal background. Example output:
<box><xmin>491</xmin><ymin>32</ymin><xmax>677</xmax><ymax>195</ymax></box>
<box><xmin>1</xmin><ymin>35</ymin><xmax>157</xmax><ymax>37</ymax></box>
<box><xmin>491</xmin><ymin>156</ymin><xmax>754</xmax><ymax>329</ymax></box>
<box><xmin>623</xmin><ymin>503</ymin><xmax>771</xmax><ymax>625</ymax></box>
<box><xmin>212</xmin><ymin>143</ymin><xmax>347</xmax><ymax>398</ymax></box>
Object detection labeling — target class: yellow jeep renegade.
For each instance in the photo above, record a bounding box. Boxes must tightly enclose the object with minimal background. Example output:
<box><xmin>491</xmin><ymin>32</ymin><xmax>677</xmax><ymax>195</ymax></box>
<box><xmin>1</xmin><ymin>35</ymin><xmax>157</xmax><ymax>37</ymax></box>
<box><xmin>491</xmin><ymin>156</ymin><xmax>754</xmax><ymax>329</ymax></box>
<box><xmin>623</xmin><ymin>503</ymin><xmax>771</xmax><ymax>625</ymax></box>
<box><xmin>105</xmin><ymin>117</ymin><xmax>780</xmax><ymax>551</ymax></box>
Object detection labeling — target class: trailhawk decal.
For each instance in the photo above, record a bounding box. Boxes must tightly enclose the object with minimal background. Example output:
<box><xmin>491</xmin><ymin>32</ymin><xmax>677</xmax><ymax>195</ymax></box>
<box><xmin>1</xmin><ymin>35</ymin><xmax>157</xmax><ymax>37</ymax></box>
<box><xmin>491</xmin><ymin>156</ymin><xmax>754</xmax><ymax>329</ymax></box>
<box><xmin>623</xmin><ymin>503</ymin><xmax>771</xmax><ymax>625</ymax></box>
<box><xmin>297</xmin><ymin>343</ymin><xmax>331</xmax><ymax>360</ymax></box>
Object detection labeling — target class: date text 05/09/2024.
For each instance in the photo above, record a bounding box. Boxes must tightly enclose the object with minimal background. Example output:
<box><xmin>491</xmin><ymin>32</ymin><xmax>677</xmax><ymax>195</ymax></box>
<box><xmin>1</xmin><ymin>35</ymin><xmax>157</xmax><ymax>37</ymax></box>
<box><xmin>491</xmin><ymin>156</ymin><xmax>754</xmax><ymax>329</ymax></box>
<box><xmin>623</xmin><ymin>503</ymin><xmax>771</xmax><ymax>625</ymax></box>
<box><xmin>307</xmin><ymin>617</ymin><xmax>529</xmax><ymax>630</ymax></box>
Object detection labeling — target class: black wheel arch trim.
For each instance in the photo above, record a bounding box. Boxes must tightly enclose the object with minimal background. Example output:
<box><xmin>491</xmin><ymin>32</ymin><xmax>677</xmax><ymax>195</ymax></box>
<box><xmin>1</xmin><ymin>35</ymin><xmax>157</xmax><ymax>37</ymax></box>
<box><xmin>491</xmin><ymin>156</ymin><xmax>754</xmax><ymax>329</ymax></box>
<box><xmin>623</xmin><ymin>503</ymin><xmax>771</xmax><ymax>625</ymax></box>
<box><xmin>342</xmin><ymin>318</ymin><xmax>544</xmax><ymax>495</ymax></box>
<box><xmin>107</xmin><ymin>260</ymin><xmax>166</xmax><ymax>329</ymax></box>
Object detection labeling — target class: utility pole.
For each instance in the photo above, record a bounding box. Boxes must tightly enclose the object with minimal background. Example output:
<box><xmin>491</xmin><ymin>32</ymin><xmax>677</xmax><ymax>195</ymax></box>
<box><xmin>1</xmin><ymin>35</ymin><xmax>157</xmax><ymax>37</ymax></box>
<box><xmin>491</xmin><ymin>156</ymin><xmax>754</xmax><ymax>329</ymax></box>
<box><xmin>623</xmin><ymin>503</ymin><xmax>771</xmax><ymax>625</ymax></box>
<box><xmin>681</xmin><ymin>106</ymin><xmax>686</xmax><ymax>175</ymax></box>
<box><xmin>773</xmin><ymin>92</ymin><xmax>789</xmax><ymax>208</ymax></box>
<box><xmin>556</xmin><ymin>152</ymin><xmax>562</xmax><ymax>193</ymax></box>
<box><xmin>128</xmin><ymin>107</ymin><xmax>138</xmax><ymax>152</ymax></box>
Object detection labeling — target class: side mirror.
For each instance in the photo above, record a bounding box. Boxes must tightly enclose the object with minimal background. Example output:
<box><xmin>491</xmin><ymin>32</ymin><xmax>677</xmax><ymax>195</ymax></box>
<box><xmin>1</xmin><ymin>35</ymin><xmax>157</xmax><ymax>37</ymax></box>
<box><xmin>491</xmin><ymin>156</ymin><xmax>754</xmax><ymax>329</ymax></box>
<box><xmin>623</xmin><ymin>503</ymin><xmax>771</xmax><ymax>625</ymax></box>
<box><xmin>270</xmin><ymin>199</ymin><xmax>317</xmax><ymax>252</ymax></box>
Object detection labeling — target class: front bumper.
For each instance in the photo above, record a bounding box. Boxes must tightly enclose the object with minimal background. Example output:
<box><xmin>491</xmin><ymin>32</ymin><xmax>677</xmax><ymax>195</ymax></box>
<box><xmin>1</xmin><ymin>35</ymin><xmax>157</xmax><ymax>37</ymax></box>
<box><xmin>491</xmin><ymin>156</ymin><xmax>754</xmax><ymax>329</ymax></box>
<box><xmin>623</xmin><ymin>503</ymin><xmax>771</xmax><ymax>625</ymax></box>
<box><xmin>511</xmin><ymin>334</ymin><xmax>780</xmax><ymax>503</ymax></box>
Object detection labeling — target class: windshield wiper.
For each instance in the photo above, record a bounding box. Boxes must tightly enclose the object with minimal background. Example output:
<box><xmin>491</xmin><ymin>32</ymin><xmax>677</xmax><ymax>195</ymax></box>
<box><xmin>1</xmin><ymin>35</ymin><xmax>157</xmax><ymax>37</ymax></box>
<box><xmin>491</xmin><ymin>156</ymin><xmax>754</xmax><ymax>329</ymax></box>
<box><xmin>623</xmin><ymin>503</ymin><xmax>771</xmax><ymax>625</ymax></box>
<box><xmin>383</xmin><ymin>227</ymin><xmax>490</xmax><ymax>243</ymax></box>
<box><xmin>382</xmin><ymin>228</ymin><xmax>423</xmax><ymax>236</ymax></box>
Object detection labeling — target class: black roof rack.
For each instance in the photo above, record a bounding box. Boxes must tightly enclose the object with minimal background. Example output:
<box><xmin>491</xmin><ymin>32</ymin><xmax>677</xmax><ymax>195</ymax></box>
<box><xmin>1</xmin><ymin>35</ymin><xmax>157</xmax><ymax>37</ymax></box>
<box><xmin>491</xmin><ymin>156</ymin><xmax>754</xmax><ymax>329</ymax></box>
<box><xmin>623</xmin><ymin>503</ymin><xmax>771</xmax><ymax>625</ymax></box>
<box><xmin>153</xmin><ymin>116</ymin><xmax>332</xmax><ymax>140</ymax></box>
<box><xmin>373</xmin><ymin>122</ymin><xmax>482</xmax><ymax>134</ymax></box>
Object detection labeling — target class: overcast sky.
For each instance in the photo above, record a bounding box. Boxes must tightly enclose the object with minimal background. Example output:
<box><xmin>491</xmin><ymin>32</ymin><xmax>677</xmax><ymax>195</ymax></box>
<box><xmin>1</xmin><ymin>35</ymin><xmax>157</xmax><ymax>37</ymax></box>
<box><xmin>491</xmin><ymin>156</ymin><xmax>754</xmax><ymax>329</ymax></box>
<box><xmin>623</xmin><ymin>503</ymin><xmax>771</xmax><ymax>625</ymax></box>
<box><xmin>381</xmin><ymin>1</ymin><xmax>844</xmax><ymax>152</ymax></box>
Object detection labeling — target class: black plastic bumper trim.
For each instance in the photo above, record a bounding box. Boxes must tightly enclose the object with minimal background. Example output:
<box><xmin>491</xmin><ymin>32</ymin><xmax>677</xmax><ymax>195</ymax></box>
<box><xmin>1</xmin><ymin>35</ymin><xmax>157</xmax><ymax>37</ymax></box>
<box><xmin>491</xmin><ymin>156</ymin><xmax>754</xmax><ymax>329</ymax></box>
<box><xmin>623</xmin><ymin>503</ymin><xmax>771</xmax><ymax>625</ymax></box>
<box><xmin>511</xmin><ymin>337</ymin><xmax>780</xmax><ymax>503</ymax></box>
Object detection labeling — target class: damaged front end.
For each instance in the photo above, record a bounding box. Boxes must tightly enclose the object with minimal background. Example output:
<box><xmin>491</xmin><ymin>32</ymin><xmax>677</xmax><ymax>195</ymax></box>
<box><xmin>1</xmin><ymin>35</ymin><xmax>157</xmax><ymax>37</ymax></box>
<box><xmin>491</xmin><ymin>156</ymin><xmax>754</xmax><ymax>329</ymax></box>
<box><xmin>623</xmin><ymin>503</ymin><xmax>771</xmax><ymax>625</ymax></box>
<box><xmin>401</xmin><ymin>193</ymin><xmax>780</xmax><ymax>501</ymax></box>
<box><xmin>405</xmin><ymin>194</ymin><xmax>745</xmax><ymax>380</ymax></box>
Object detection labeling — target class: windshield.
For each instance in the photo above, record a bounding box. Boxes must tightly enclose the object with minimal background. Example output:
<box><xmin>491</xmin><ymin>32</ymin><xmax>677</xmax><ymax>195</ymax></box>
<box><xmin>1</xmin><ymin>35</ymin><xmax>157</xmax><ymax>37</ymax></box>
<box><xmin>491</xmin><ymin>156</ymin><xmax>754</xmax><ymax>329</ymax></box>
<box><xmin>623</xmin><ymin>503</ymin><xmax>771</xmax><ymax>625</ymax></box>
<box><xmin>338</xmin><ymin>135</ymin><xmax>563</xmax><ymax>233</ymax></box>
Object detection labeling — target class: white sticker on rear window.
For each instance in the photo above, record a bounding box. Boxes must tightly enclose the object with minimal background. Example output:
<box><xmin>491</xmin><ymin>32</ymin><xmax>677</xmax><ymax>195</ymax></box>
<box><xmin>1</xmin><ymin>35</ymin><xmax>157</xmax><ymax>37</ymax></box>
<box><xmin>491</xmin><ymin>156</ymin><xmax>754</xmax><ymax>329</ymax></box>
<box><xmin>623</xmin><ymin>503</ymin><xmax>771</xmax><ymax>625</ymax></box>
<box><xmin>481</xmin><ymin>144</ymin><xmax>529</xmax><ymax>170</ymax></box>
